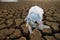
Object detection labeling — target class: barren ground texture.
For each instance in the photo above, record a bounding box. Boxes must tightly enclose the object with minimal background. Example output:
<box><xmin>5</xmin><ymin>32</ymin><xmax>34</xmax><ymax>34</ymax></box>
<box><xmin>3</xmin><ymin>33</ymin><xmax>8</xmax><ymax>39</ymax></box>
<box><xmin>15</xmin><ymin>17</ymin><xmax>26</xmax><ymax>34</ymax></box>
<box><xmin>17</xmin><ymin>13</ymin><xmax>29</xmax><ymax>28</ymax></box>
<box><xmin>0</xmin><ymin>1</ymin><xmax>60</xmax><ymax>40</ymax></box>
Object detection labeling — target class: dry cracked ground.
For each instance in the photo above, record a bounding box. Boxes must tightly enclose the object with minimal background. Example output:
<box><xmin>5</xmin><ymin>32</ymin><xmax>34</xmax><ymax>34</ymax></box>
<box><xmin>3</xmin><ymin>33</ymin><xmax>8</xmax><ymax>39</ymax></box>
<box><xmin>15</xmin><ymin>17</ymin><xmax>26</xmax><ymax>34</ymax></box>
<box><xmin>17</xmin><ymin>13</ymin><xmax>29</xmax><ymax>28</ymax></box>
<box><xmin>0</xmin><ymin>1</ymin><xmax>60</xmax><ymax>40</ymax></box>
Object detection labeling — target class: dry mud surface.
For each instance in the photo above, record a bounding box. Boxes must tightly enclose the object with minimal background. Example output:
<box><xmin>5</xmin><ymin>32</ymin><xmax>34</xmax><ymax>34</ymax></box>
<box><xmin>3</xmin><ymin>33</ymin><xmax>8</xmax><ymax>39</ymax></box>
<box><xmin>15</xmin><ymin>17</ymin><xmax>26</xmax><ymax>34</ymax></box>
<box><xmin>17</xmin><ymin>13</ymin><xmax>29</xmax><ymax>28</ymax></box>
<box><xmin>0</xmin><ymin>1</ymin><xmax>60</xmax><ymax>40</ymax></box>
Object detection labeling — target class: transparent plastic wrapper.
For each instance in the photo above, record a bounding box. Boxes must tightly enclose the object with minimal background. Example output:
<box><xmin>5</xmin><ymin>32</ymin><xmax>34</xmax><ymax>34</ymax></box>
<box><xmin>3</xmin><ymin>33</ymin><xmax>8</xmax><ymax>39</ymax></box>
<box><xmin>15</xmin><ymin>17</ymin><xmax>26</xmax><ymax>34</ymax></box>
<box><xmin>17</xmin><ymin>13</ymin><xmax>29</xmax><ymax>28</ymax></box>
<box><xmin>25</xmin><ymin>6</ymin><xmax>50</xmax><ymax>34</ymax></box>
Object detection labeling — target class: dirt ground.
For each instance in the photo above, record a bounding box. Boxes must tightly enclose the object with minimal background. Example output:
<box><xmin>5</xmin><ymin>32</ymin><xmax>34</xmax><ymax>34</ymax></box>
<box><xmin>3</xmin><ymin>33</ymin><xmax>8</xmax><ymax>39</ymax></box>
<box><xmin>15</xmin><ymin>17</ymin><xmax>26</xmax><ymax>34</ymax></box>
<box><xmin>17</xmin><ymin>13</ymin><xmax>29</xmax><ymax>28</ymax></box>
<box><xmin>0</xmin><ymin>1</ymin><xmax>60</xmax><ymax>40</ymax></box>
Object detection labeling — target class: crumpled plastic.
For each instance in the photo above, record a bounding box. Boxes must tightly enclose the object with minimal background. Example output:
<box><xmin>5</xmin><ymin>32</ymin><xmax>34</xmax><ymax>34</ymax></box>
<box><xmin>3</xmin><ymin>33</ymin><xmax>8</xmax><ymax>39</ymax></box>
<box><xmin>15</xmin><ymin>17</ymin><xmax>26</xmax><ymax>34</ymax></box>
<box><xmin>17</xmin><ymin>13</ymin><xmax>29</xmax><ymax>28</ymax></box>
<box><xmin>25</xmin><ymin>6</ymin><xmax>50</xmax><ymax>34</ymax></box>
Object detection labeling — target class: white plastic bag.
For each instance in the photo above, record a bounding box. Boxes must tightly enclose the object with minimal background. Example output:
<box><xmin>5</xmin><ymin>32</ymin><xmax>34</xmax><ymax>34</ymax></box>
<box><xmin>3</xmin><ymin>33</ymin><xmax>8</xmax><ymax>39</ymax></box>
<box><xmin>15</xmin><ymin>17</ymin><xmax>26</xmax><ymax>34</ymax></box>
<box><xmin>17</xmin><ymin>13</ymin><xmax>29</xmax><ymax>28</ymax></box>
<box><xmin>25</xmin><ymin>6</ymin><xmax>50</xmax><ymax>34</ymax></box>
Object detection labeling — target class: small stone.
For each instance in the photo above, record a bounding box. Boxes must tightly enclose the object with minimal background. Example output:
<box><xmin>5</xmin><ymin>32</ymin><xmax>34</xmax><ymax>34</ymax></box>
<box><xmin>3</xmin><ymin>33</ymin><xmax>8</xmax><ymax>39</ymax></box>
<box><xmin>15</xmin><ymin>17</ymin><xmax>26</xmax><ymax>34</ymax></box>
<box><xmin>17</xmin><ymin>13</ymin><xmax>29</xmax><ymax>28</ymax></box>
<box><xmin>55</xmin><ymin>33</ymin><xmax>60</xmax><ymax>40</ymax></box>
<box><xmin>21</xmin><ymin>23</ymin><xmax>28</xmax><ymax>34</ymax></box>
<box><xmin>0</xmin><ymin>24</ymin><xmax>6</xmax><ymax>29</ymax></box>
<box><xmin>6</xmin><ymin>19</ymin><xmax>14</xmax><ymax>27</ymax></box>
<box><xmin>15</xmin><ymin>18</ymin><xmax>23</xmax><ymax>27</ymax></box>
<box><xmin>44</xmin><ymin>36</ymin><xmax>57</xmax><ymax>40</ymax></box>
<box><xmin>30</xmin><ymin>29</ymin><xmax>42</xmax><ymax>40</ymax></box>
<box><xmin>9</xmin><ymin>29</ymin><xmax>22</xmax><ymax>39</ymax></box>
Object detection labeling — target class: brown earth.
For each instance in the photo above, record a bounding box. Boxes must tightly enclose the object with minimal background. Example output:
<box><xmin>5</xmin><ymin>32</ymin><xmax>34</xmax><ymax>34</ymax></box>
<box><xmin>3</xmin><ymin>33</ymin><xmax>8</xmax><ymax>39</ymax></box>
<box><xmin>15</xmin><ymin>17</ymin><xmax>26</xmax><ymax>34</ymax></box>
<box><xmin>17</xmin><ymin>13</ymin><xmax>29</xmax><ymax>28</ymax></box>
<box><xmin>0</xmin><ymin>0</ymin><xmax>60</xmax><ymax>40</ymax></box>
